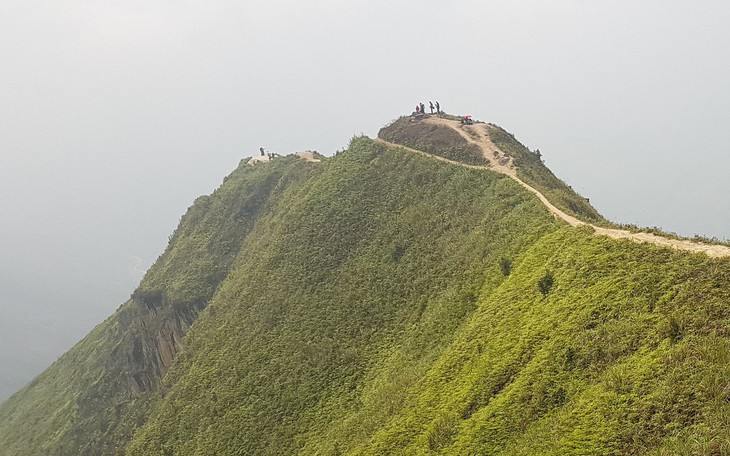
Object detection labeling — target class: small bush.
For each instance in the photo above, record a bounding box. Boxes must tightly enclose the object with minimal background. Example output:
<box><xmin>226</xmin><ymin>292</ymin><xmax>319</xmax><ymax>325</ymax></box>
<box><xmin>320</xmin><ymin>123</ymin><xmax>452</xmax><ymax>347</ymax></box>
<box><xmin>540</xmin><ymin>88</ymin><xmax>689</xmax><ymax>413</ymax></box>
<box><xmin>499</xmin><ymin>257</ymin><xmax>512</xmax><ymax>276</ymax></box>
<box><xmin>392</xmin><ymin>245</ymin><xmax>406</xmax><ymax>262</ymax></box>
<box><xmin>663</xmin><ymin>315</ymin><xmax>684</xmax><ymax>343</ymax></box>
<box><xmin>131</xmin><ymin>289</ymin><xmax>166</xmax><ymax>311</ymax></box>
<box><xmin>538</xmin><ymin>271</ymin><xmax>554</xmax><ymax>297</ymax></box>
<box><xmin>426</xmin><ymin>412</ymin><xmax>458</xmax><ymax>451</ymax></box>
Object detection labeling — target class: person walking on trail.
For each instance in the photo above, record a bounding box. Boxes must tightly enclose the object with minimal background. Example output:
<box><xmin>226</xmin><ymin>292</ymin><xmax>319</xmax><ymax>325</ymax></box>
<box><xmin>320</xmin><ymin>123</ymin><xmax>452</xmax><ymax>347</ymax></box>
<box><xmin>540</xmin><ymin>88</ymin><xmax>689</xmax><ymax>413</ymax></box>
<box><xmin>429</xmin><ymin>101</ymin><xmax>435</xmax><ymax>114</ymax></box>
<box><xmin>435</xmin><ymin>101</ymin><xmax>440</xmax><ymax>114</ymax></box>
<box><xmin>420</xmin><ymin>102</ymin><xmax>425</xmax><ymax>115</ymax></box>
<box><xmin>260</xmin><ymin>147</ymin><xmax>265</xmax><ymax>156</ymax></box>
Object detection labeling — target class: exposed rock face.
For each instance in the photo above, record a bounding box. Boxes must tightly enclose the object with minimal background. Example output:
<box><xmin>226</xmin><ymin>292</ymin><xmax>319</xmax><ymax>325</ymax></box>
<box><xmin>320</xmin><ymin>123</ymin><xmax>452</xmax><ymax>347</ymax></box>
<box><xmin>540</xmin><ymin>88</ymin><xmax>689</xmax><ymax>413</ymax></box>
<box><xmin>122</xmin><ymin>298</ymin><xmax>204</xmax><ymax>397</ymax></box>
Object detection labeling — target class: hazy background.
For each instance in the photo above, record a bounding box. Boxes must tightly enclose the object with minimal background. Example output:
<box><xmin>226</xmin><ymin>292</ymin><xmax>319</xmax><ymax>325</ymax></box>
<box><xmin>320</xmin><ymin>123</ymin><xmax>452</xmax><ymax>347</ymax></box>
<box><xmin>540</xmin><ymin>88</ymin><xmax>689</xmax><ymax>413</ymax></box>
<box><xmin>1</xmin><ymin>1</ymin><xmax>729</xmax><ymax>400</ymax></box>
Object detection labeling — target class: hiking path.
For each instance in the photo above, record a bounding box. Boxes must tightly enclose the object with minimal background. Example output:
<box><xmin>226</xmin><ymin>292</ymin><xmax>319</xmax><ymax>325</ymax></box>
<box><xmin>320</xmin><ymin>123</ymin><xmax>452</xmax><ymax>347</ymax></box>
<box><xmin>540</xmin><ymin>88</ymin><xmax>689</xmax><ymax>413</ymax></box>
<box><xmin>377</xmin><ymin>116</ymin><xmax>730</xmax><ymax>258</ymax></box>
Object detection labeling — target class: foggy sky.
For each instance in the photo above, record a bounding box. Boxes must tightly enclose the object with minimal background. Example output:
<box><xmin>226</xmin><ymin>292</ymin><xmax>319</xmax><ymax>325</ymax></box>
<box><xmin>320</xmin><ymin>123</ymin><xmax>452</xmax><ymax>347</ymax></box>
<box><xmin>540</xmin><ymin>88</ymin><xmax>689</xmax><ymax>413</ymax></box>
<box><xmin>1</xmin><ymin>1</ymin><xmax>729</xmax><ymax>400</ymax></box>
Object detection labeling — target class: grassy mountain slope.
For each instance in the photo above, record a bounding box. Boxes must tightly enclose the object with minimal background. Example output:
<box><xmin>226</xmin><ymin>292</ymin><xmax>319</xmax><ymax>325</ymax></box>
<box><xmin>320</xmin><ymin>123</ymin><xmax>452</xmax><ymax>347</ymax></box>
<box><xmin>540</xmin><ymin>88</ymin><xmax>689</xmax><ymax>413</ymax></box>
<box><xmin>379</xmin><ymin>116</ymin><xmax>487</xmax><ymax>166</ymax></box>
<box><xmin>1</xmin><ymin>123</ymin><xmax>728</xmax><ymax>455</ymax></box>
<box><xmin>486</xmin><ymin>124</ymin><xmax>605</xmax><ymax>224</ymax></box>
<box><xmin>126</xmin><ymin>137</ymin><xmax>559</xmax><ymax>454</ymax></box>
<box><xmin>379</xmin><ymin>115</ymin><xmax>603</xmax><ymax>224</ymax></box>
<box><xmin>0</xmin><ymin>156</ymin><xmax>316</xmax><ymax>456</ymax></box>
<box><xmin>353</xmin><ymin>227</ymin><xmax>730</xmax><ymax>455</ymax></box>
<box><xmin>128</xmin><ymin>137</ymin><xmax>730</xmax><ymax>455</ymax></box>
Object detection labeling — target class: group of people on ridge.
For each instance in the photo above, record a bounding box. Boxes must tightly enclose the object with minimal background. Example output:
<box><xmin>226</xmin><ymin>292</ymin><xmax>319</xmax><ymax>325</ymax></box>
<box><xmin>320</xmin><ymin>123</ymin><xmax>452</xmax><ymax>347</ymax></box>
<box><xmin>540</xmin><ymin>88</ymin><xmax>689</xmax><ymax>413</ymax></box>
<box><xmin>259</xmin><ymin>147</ymin><xmax>277</xmax><ymax>160</ymax></box>
<box><xmin>414</xmin><ymin>101</ymin><xmax>440</xmax><ymax>115</ymax></box>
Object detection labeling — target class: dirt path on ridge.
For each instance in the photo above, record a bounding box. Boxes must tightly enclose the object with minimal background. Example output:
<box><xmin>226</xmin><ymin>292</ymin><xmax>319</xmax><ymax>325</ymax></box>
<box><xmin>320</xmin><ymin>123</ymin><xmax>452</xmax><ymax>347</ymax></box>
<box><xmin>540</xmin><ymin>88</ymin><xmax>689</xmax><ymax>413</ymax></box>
<box><xmin>378</xmin><ymin>116</ymin><xmax>730</xmax><ymax>258</ymax></box>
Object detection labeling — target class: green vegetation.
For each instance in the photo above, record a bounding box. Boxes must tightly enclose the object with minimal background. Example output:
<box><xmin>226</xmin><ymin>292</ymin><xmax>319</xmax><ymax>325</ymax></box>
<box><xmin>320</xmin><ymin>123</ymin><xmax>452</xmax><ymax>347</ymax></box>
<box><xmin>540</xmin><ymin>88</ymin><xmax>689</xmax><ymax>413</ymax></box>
<box><xmin>348</xmin><ymin>228</ymin><xmax>730</xmax><ymax>455</ymax></box>
<box><xmin>126</xmin><ymin>137</ymin><xmax>557</xmax><ymax>455</ymax></box>
<box><xmin>379</xmin><ymin>116</ymin><xmax>488</xmax><ymax>165</ymax></box>
<box><xmin>487</xmin><ymin>124</ymin><xmax>606</xmax><ymax>224</ymax></box>
<box><xmin>537</xmin><ymin>270</ymin><xmax>554</xmax><ymax>296</ymax></box>
<box><xmin>499</xmin><ymin>257</ymin><xmax>512</xmax><ymax>276</ymax></box>
<box><xmin>379</xmin><ymin>117</ymin><xmax>604</xmax><ymax>225</ymax></box>
<box><xmin>1</xmin><ymin>129</ymin><xmax>728</xmax><ymax>456</ymax></box>
<box><xmin>0</xmin><ymin>156</ymin><xmax>316</xmax><ymax>456</ymax></box>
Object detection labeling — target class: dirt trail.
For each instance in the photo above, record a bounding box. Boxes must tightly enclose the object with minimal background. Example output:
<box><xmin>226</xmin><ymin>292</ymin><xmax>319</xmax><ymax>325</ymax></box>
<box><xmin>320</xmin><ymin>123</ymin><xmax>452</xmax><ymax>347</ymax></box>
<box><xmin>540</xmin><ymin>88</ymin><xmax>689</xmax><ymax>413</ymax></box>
<box><xmin>378</xmin><ymin>116</ymin><xmax>730</xmax><ymax>258</ymax></box>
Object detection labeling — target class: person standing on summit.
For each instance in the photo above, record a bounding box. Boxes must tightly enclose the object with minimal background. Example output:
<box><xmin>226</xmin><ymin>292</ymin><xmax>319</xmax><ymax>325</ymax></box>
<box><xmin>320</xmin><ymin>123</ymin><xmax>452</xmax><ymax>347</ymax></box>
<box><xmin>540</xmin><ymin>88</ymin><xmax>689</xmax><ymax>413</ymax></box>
<box><xmin>429</xmin><ymin>101</ymin><xmax>435</xmax><ymax>114</ymax></box>
<box><xmin>420</xmin><ymin>102</ymin><xmax>425</xmax><ymax>115</ymax></box>
<box><xmin>435</xmin><ymin>101</ymin><xmax>440</xmax><ymax>114</ymax></box>
<box><xmin>260</xmin><ymin>147</ymin><xmax>265</xmax><ymax>156</ymax></box>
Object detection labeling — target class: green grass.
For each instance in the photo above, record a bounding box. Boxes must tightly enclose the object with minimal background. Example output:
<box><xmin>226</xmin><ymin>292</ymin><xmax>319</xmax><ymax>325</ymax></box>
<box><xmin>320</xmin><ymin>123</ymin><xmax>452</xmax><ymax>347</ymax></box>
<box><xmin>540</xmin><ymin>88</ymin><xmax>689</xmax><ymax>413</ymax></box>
<box><xmin>2</xmin><ymin>134</ymin><xmax>729</xmax><ymax>456</ymax></box>
<box><xmin>125</xmin><ymin>137</ymin><xmax>558</xmax><ymax>455</ymax></box>
<box><xmin>379</xmin><ymin>116</ymin><xmax>488</xmax><ymax>166</ymax></box>
<box><xmin>0</xmin><ymin>156</ymin><xmax>316</xmax><ymax>456</ymax></box>
<box><xmin>379</xmin><ymin>117</ymin><xmax>605</xmax><ymax>224</ymax></box>
<box><xmin>352</xmin><ymin>228</ymin><xmax>730</xmax><ymax>455</ymax></box>
<box><xmin>487</xmin><ymin>124</ymin><xmax>606</xmax><ymax>224</ymax></box>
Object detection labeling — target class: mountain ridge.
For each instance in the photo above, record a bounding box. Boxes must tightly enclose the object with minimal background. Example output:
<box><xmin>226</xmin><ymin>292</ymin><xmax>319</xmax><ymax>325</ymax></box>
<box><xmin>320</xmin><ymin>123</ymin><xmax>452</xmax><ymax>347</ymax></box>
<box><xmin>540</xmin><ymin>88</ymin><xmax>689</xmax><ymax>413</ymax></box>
<box><xmin>0</xmin><ymin>115</ymin><xmax>728</xmax><ymax>455</ymax></box>
<box><xmin>380</xmin><ymin>115</ymin><xmax>730</xmax><ymax>257</ymax></box>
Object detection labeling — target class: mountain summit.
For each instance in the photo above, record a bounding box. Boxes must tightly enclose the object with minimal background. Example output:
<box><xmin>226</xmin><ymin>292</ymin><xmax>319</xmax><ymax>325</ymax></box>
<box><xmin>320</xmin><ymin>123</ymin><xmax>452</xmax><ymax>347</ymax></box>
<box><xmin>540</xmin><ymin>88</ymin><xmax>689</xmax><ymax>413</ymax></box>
<box><xmin>1</xmin><ymin>114</ymin><xmax>728</xmax><ymax>455</ymax></box>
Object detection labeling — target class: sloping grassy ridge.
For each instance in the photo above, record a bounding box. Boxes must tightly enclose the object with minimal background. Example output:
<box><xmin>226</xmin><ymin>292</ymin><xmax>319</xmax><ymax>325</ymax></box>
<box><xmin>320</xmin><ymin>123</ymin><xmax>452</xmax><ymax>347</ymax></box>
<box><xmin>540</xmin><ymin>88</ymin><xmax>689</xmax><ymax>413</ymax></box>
<box><xmin>0</xmin><ymin>156</ymin><xmax>316</xmax><ymax>456</ymax></box>
<box><xmin>125</xmin><ymin>137</ymin><xmax>559</xmax><ymax>454</ymax></box>
<box><xmin>379</xmin><ymin>116</ymin><xmax>488</xmax><ymax>166</ymax></box>
<box><xmin>353</xmin><ymin>227</ymin><xmax>730</xmax><ymax>455</ymax></box>
<box><xmin>378</xmin><ymin>117</ymin><xmax>604</xmax><ymax>224</ymax></box>
<box><xmin>2</xmin><ymin>135</ymin><xmax>729</xmax><ymax>455</ymax></box>
<box><xmin>127</xmin><ymin>138</ymin><xmax>730</xmax><ymax>455</ymax></box>
<box><xmin>487</xmin><ymin>125</ymin><xmax>606</xmax><ymax>224</ymax></box>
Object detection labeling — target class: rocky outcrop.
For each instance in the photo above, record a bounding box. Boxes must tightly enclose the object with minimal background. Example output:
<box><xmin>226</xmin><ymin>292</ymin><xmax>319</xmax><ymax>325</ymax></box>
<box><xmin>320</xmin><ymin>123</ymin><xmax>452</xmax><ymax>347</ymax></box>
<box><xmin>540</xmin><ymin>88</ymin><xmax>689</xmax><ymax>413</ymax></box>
<box><xmin>120</xmin><ymin>293</ymin><xmax>205</xmax><ymax>397</ymax></box>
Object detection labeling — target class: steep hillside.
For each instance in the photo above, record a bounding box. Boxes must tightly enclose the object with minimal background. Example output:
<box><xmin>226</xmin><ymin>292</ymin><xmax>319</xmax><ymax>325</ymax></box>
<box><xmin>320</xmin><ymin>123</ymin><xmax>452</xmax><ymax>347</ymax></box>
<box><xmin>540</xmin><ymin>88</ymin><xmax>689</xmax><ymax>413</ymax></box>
<box><xmin>485</xmin><ymin>124</ymin><xmax>605</xmax><ymax>224</ymax></box>
<box><xmin>125</xmin><ymin>137</ymin><xmax>558</xmax><ymax>454</ymax></box>
<box><xmin>352</xmin><ymin>227</ymin><xmax>730</xmax><ymax>455</ymax></box>
<box><xmin>1</xmin><ymin>119</ymin><xmax>728</xmax><ymax>455</ymax></box>
<box><xmin>0</xmin><ymin>156</ymin><xmax>316</xmax><ymax>455</ymax></box>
